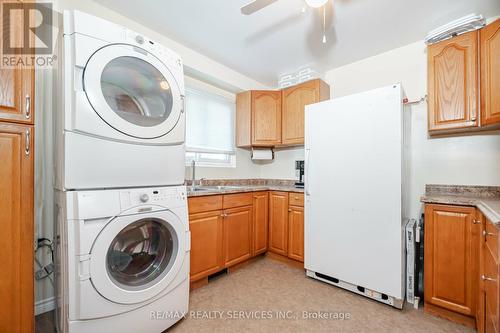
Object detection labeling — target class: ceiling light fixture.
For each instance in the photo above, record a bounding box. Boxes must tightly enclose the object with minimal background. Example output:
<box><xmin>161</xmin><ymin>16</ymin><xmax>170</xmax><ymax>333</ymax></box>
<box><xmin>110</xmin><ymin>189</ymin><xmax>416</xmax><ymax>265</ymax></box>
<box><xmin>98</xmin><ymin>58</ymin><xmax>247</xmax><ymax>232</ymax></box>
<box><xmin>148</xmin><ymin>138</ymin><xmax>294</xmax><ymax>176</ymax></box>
<box><xmin>305</xmin><ymin>0</ymin><xmax>328</xmax><ymax>8</ymax></box>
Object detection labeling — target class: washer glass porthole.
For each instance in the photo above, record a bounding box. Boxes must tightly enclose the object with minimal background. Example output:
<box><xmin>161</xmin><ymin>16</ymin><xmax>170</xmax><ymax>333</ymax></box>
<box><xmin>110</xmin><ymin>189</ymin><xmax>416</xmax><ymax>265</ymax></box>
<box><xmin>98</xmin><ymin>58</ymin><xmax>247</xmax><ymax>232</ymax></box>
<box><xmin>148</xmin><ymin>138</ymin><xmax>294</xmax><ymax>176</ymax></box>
<box><xmin>106</xmin><ymin>218</ymin><xmax>178</xmax><ymax>289</ymax></box>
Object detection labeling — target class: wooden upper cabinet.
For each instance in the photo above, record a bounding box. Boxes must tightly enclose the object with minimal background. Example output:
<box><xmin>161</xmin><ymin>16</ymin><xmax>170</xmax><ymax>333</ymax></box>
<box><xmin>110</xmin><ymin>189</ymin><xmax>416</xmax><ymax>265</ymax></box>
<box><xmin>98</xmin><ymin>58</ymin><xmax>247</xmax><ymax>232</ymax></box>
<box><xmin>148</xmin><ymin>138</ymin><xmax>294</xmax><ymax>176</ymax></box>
<box><xmin>236</xmin><ymin>80</ymin><xmax>330</xmax><ymax>147</ymax></box>
<box><xmin>223</xmin><ymin>205</ymin><xmax>253</xmax><ymax>267</ymax></box>
<box><xmin>428</xmin><ymin>31</ymin><xmax>478</xmax><ymax>133</ymax></box>
<box><xmin>268</xmin><ymin>191</ymin><xmax>289</xmax><ymax>256</ymax></box>
<box><xmin>480</xmin><ymin>19</ymin><xmax>500</xmax><ymax>126</ymax></box>
<box><xmin>189</xmin><ymin>210</ymin><xmax>224</xmax><ymax>282</ymax></box>
<box><xmin>424</xmin><ymin>204</ymin><xmax>479</xmax><ymax>318</ymax></box>
<box><xmin>281</xmin><ymin>79</ymin><xmax>330</xmax><ymax>145</ymax></box>
<box><xmin>236</xmin><ymin>90</ymin><xmax>281</xmax><ymax>147</ymax></box>
<box><xmin>0</xmin><ymin>122</ymin><xmax>34</xmax><ymax>333</ymax></box>
<box><xmin>0</xmin><ymin>0</ymin><xmax>34</xmax><ymax>124</ymax></box>
<box><xmin>252</xmin><ymin>192</ymin><xmax>268</xmax><ymax>256</ymax></box>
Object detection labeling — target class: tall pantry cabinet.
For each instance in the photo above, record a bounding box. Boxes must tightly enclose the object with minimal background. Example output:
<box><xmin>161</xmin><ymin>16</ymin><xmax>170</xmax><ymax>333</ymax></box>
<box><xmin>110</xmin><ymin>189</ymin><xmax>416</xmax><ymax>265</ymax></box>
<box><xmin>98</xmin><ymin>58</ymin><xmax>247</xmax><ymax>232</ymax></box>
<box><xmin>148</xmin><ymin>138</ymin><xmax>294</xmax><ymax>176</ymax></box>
<box><xmin>0</xmin><ymin>0</ymin><xmax>35</xmax><ymax>331</ymax></box>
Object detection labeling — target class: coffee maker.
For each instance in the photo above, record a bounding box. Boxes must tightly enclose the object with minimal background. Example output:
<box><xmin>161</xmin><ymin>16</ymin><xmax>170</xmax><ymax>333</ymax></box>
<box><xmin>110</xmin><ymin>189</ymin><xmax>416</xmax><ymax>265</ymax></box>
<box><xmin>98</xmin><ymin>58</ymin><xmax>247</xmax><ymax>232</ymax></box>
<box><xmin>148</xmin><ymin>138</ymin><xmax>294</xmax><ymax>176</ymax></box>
<box><xmin>295</xmin><ymin>160</ymin><xmax>304</xmax><ymax>188</ymax></box>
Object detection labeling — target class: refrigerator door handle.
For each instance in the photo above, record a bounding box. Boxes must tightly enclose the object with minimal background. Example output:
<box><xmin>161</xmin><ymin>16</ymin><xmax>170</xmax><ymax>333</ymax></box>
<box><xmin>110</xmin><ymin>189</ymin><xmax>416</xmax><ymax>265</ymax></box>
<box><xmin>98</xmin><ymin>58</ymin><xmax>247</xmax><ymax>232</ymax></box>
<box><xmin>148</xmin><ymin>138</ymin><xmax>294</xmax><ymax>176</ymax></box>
<box><xmin>305</xmin><ymin>148</ymin><xmax>311</xmax><ymax>196</ymax></box>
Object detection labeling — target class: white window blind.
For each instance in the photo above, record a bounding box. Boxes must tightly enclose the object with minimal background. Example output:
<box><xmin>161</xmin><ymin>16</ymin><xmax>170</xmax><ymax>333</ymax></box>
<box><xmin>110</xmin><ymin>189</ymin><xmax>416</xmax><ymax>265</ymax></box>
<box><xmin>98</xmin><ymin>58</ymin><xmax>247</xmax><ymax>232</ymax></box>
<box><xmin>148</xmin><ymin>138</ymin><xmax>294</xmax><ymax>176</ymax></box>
<box><xmin>185</xmin><ymin>87</ymin><xmax>236</xmax><ymax>155</ymax></box>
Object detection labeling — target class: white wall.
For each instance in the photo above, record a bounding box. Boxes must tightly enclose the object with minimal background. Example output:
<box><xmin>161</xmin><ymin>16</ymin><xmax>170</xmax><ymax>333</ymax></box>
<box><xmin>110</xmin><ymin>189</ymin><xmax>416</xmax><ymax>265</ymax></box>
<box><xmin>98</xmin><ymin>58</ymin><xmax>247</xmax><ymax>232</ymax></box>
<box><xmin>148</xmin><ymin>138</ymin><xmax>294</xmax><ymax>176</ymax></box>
<box><xmin>324</xmin><ymin>41</ymin><xmax>500</xmax><ymax>219</ymax></box>
<box><xmin>258</xmin><ymin>148</ymin><xmax>304</xmax><ymax>179</ymax></box>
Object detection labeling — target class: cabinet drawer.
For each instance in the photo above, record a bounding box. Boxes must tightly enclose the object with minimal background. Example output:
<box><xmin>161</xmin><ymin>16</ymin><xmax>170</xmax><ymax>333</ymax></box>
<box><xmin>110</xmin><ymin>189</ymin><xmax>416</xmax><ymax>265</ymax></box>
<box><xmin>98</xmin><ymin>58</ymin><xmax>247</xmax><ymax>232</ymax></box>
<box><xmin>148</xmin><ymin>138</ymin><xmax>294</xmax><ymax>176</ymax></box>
<box><xmin>288</xmin><ymin>193</ymin><xmax>304</xmax><ymax>206</ymax></box>
<box><xmin>188</xmin><ymin>195</ymin><xmax>223</xmax><ymax>214</ymax></box>
<box><xmin>223</xmin><ymin>193</ymin><xmax>253</xmax><ymax>209</ymax></box>
<box><xmin>485</xmin><ymin>220</ymin><xmax>498</xmax><ymax>262</ymax></box>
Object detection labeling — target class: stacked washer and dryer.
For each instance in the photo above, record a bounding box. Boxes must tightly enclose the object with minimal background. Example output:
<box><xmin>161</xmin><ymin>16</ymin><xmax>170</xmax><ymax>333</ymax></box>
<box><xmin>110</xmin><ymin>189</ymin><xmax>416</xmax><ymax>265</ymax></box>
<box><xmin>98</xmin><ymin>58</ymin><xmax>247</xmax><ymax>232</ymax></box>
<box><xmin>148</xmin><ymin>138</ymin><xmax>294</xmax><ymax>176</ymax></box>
<box><xmin>54</xmin><ymin>11</ymin><xmax>190</xmax><ymax>333</ymax></box>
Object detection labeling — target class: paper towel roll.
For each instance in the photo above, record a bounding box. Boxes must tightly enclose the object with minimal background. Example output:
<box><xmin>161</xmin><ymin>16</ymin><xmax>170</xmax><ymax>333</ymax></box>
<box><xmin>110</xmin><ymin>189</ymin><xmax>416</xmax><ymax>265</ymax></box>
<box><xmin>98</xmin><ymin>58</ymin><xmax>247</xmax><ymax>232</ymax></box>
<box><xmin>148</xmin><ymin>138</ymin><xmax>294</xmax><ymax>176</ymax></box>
<box><xmin>251</xmin><ymin>149</ymin><xmax>274</xmax><ymax>160</ymax></box>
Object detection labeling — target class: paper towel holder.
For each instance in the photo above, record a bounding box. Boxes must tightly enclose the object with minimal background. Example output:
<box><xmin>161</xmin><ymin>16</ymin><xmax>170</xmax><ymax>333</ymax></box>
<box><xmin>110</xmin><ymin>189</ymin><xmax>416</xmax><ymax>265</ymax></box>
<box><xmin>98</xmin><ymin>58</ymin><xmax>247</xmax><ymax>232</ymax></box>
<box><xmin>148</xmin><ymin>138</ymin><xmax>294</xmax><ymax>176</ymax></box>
<box><xmin>251</xmin><ymin>147</ymin><xmax>274</xmax><ymax>160</ymax></box>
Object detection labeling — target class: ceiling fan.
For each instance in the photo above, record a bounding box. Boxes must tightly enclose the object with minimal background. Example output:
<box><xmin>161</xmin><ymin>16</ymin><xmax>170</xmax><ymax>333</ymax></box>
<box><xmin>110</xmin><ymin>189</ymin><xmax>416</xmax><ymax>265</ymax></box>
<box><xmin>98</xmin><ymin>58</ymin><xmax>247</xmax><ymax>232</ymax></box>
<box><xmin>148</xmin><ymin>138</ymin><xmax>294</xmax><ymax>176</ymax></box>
<box><xmin>241</xmin><ymin>0</ymin><xmax>331</xmax><ymax>43</ymax></box>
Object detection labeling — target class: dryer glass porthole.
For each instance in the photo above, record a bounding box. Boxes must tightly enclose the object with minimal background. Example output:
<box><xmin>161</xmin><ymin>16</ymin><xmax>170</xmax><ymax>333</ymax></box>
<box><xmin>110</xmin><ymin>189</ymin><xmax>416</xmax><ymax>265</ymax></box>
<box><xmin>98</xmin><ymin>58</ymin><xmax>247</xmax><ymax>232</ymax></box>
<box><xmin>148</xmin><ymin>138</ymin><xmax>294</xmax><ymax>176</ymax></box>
<box><xmin>100</xmin><ymin>56</ymin><xmax>174</xmax><ymax>127</ymax></box>
<box><xmin>106</xmin><ymin>218</ymin><xmax>178</xmax><ymax>289</ymax></box>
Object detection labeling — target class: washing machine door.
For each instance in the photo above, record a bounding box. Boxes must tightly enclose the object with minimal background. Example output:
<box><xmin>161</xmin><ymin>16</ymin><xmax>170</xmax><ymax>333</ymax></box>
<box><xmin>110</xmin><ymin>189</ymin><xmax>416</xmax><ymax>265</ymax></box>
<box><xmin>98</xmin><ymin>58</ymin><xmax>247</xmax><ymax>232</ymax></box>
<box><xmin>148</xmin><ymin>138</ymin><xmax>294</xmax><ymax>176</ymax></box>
<box><xmin>83</xmin><ymin>44</ymin><xmax>183</xmax><ymax>139</ymax></box>
<box><xmin>89</xmin><ymin>209</ymin><xmax>186</xmax><ymax>304</ymax></box>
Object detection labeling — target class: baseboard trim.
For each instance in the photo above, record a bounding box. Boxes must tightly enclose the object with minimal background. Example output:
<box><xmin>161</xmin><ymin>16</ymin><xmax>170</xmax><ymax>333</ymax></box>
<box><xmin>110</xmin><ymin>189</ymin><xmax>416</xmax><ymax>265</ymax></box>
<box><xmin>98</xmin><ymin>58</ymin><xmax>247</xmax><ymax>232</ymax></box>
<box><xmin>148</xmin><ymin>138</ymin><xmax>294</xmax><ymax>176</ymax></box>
<box><xmin>35</xmin><ymin>296</ymin><xmax>56</xmax><ymax>316</ymax></box>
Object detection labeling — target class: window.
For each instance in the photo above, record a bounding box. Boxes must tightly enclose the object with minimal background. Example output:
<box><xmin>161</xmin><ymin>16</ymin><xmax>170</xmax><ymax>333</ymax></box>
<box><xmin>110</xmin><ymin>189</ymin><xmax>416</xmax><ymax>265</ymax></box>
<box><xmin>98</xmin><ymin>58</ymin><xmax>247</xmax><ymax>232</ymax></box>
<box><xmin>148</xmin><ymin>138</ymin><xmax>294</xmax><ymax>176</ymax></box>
<box><xmin>185</xmin><ymin>86</ymin><xmax>236</xmax><ymax>167</ymax></box>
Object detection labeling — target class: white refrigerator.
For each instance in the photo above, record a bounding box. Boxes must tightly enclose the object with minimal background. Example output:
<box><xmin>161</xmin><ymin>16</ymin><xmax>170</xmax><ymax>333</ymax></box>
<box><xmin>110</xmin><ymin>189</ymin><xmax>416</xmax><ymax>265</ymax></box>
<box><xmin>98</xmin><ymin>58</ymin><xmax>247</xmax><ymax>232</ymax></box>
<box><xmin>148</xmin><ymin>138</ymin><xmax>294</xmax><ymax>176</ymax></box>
<box><xmin>304</xmin><ymin>83</ymin><xmax>410</xmax><ymax>309</ymax></box>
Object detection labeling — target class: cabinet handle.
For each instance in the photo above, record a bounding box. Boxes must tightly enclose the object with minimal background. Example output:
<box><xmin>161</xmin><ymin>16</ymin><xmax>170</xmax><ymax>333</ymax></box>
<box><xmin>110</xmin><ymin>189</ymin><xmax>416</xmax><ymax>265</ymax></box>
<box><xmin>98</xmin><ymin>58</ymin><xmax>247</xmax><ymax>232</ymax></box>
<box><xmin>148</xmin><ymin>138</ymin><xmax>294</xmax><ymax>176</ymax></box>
<box><xmin>471</xmin><ymin>115</ymin><xmax>477</xmax><ymax>122</ymax></box>
<box><xmin>288</xmin><ymin>209</ymin><xmax>292</xmax><ymax>212</ymax></box>
<box><xmin>25</xmin><ymin>129</ymin><xmax>30</xmax><ymax>156</ymax></box>
<box><xmin>472</xmin><ymin>219</ymin><xmax>481</xmax><ymax>224</ymax></box>
<box><xmin>483</xmin><ymin>230</ymin><xmax>495</xmax><ymax>237</ymax></box>
<box><xmin>481</xmin><ymin>275</ymin><xmax>497</xmax><ymax>282</ymax></box>
<box><xmin>221</xmin><ymin>213</ymin><xmax>228</xmax><ymax>218</ymax></box>
<box><xmin>25</xmin><ymin>95</ymin><xmax>31</xmax><ymax>119</ymax></box>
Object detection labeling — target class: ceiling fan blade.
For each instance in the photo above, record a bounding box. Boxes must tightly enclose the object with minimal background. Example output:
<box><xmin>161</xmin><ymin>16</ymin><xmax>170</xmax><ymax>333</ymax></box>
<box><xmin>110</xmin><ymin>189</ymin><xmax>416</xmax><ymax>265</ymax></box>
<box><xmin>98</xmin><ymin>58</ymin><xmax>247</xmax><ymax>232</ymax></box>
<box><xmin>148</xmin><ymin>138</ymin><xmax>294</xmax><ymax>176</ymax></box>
<box><xmin>241</xmin><ymin>0</ymin><xmax>279</xmax><ymax>15</ymax></box>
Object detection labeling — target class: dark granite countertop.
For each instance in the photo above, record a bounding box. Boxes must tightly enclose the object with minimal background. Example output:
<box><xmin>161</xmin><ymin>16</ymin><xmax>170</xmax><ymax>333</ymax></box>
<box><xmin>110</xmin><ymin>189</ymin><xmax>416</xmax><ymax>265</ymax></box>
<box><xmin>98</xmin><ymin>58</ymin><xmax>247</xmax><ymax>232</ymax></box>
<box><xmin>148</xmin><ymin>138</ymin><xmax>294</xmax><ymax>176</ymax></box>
<box><xmin>185</xmin><ymin>179</ymin><xmax>304</xmax><ymax>197</ymax></box>
<box><xmin>420</xmin><ymin>185</ymin><xmax>500</xmax><ymax>226</ymax></box>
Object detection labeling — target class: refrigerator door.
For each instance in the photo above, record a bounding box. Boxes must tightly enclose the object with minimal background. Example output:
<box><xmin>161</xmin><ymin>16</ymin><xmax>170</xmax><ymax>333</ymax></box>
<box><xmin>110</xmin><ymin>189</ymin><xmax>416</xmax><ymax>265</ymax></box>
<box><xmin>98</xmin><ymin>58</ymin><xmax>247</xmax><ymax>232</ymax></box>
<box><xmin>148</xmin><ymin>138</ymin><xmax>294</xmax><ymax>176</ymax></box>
<box><xmin>304</xmin><ymin>84</ymin><xmax>405</xmax><ymax>300</ymax></box>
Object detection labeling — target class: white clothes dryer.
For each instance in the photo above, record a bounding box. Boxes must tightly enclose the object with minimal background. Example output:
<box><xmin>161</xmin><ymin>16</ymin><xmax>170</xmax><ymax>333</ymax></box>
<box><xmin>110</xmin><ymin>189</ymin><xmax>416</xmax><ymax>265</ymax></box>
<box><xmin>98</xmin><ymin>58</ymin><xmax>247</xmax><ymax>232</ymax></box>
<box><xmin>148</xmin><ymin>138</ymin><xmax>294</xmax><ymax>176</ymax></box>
<box><xmin>55</xmin><ymin>10</ymin><xmax>186</xmax><ymax>190</ymax></box>
<box><xmin>54</xmin><ymin>186</ymin><xmax>190</xmax><ymax>333</ymax></box>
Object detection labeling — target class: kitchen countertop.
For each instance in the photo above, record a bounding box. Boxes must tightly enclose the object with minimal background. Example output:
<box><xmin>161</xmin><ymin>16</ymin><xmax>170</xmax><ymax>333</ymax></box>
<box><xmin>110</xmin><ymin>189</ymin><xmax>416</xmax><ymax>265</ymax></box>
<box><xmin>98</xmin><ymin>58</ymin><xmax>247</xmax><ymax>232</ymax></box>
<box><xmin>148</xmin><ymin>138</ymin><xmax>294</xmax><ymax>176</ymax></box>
<box><xmin>187</xmin><ymin>185</ymin><xmax>304</xmax><ymax>197</ymax></box>
<box><xmin>421</xmin><ymin>185</ymin><xmax>500</xmax><ymax>226</ymax></box>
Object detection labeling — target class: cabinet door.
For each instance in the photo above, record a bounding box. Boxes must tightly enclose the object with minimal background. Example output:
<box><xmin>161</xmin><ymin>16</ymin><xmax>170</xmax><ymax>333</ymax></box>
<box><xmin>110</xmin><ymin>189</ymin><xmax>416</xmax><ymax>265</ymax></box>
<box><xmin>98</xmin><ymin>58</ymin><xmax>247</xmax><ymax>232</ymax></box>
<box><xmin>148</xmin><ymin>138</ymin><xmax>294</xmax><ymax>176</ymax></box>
<box><xmin>482</xmin><ymin>217</ymin><xmax>499</xmax><ymax>333</ymax></box>
<box><xmin>252</xmin><ymin>192</ymin><xmax>268</xmax><ymax>256</ymax></box>
<box><xmin>424</xmin><ymin>204</ymin><xmax>478</xmax><ymax>316</ymax></box>
<box><xmin>268</xmin><ymin>191</ymin><xmax>288</xmax><ymax>255</ymax></box>
<box><xmin>281</xmin><ymin>79</ymin><xmax>329</xmax><ymax>145</ymax></box>
<box><xmin>189</xmin><ymin>210</ymin><xmax>224</xmax><ymax>281</ymax></box>
<box><xmin>428</xmin><ymin>31</ymin><xmax>478</xmax><ymax>132</ymax></box>
<box><xmin>0</xmin><ymin>122</ymin><xmax>34</xmax><ymax>333</ymax></box>
<box><xmin>288</xmin><ymin>205</ymin><xmax>304</xmax><ymax>262</ymax></box>
<box><xmin>480</xmin><ymin>19</ymin><xmax>500</xmax><ymax>126</ymax></box>
<box><xmin>483</xmin><ymin>241</ymin><xmax>498</xmax><ymax>333</ymax></box>
<box><xmin>0</xmin><ymin>1</ymin><xmax>34</xmax><ymax>124</ymax></box>
<box><xmin>251</xmin><ymin>90</ymin><xmax>281</xmax><ymax>146</ymax></box>
<box><xmin>223</xmin><ymin>206</ymin><xmax>253</xmax><ymax>267</ymax></box>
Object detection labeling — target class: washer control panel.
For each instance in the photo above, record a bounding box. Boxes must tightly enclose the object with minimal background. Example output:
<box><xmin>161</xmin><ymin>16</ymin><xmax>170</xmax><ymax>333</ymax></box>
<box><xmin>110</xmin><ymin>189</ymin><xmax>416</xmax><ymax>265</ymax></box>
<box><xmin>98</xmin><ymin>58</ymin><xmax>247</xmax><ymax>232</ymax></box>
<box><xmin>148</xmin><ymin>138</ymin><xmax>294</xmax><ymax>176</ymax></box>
<box><xmin>119</xmin><ymin>186</ymin><xmax>186</xmax><ymax>211</ymax></box>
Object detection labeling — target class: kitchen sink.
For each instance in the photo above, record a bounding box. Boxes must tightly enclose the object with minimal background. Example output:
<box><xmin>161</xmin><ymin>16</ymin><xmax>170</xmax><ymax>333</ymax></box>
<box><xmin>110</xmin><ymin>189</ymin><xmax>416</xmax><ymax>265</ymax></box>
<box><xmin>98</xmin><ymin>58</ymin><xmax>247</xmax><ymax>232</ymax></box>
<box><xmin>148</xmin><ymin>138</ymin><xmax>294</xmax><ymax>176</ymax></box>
<box><xmin>189</xmin><ymin>185</ymin><xmax>244</xmax><ymax>192</ymax></box>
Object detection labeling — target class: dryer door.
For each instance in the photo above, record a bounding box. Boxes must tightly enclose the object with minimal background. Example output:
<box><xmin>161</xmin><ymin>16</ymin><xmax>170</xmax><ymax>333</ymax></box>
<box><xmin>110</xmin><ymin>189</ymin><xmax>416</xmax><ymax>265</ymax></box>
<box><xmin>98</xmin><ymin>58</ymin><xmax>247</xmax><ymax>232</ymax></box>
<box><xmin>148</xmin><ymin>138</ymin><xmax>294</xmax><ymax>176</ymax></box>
<box><xmin>83</xmin><ymin>44</ymin><xmax>183</xmax><ymax>139</ymax></box>
<box><xmin>89</xmin><ymin>210</ymin><xmax>187</xmax><ymax>304</ymax></box>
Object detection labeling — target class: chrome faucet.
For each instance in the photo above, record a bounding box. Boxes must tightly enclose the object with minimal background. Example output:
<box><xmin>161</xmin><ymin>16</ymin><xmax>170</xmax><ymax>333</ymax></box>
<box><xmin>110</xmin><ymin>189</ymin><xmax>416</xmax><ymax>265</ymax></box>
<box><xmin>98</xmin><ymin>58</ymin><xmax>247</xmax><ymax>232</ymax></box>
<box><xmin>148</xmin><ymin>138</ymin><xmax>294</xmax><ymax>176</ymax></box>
<box><xmin>191</xmin><ymin>160</ymin><xmax>196</xmax><ymax>190</ymax></box>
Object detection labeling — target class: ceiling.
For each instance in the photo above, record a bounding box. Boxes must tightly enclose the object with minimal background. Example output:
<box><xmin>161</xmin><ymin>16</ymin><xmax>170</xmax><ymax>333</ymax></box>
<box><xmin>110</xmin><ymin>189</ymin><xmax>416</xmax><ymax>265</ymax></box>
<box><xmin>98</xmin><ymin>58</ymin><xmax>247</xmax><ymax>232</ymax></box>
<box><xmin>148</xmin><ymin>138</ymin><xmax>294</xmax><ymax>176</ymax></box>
<box><xmin>98</xmin><ymin>0</ymin><xmax>500</xmax><ymax>87</ymax></box>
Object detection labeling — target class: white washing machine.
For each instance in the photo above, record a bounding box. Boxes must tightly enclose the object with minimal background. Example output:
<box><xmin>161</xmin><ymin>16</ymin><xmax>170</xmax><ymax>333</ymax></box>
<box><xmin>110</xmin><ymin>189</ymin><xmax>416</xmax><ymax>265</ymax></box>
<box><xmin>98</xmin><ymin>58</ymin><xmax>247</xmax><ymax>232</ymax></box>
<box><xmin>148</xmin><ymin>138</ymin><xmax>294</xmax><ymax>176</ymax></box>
<box><xmin>54</xmin><ymin>186</ymin><xmax>190</xmax><ymax>333</ymax></box>
<box><xmin>55</xmin><ymin>10</ymin><xmax>186</xmax><ymax>190</ymax></box>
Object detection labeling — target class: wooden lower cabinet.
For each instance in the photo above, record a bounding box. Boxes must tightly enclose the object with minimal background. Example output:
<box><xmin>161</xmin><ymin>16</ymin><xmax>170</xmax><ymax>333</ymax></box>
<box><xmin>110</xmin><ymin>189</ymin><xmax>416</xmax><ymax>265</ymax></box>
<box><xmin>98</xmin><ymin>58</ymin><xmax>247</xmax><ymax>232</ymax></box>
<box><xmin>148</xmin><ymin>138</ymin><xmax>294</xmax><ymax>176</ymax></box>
<box><xmin>223</xmin><ymin>206</ymin><xmax>253</xmax><ymax>267</ymax></box>
<box><xmin>268</xmin><ymin>191</ymin><xmax>289</xmax><ymax>255</ymax></box>
<box><xmin>424</xmin><ymin>204</ymin><xmax>479</xmax><ymax>322</ymax></box>
<box><xmin>189</xmin><ymin>210</ymin><xmax>224</xmax><ymax>282</ymax></box>
<box><xmin>478</xmin><ymin>216</ymin><xmax>499</xmax><ymax>333</ymax></box>
<box><xmin>288</xmin><ymin>205</ymin><xmax>304</xmax><ymax>262</ymax></box>
<box><xmin>252</xmin><ymin>192</ymin><xmax>268</xmax><ymax>256</ymax></box>
<box><xmin>0</xmin><ymin>122</ymin><xmax>34</xmax><ymax>333</ymax></box>
<box><xmin>189</xmin><ymin>190</ymin><xmax>304</xmax><ymax>284</ymax></box>
<box><xmin>425</xmin><ymin>203</ymin><xmax>500</xmax><ymax>332</ymax></box>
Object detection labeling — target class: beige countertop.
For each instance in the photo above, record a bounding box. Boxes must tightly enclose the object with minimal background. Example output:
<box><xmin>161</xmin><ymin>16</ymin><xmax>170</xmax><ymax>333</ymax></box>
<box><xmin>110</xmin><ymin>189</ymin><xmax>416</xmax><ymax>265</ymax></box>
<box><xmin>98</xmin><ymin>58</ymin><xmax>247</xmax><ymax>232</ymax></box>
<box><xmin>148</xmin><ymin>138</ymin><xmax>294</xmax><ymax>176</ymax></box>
<box><xmin>421</xmin><ymin>185</ymin><xmax>500</xmax><ymax>226</ymax></box>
